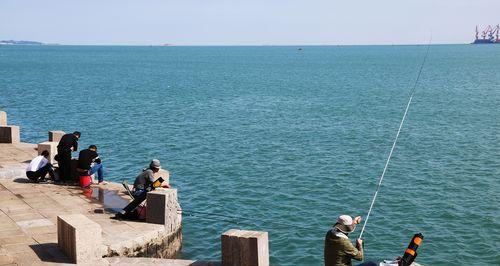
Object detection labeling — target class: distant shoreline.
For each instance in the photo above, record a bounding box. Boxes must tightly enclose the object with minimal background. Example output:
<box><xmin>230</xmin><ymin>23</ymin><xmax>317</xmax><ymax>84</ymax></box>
<box><xmin>0</xmin><ymin>40</ymin><xmax>60</xmax><ymax>46</ymax></box>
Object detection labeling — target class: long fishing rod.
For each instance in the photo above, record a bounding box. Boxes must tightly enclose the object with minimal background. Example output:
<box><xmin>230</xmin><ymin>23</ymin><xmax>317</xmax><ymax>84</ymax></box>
<box><xmin>358</xmin><ymin>41</ymin><xmax>432</xmax><ymax>239</ymax></box>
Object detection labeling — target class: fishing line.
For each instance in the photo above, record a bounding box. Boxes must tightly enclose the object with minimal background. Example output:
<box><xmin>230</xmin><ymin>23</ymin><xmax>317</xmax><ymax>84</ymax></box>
<box><xmin>182</xmin><ymin>209</ymin><xmax>301</xmax><ymax>228</ymax></box>
<box><xmin>358</xmin><ymin>40</ymin><xmax>432</xmax><ymax>239</ymax></box>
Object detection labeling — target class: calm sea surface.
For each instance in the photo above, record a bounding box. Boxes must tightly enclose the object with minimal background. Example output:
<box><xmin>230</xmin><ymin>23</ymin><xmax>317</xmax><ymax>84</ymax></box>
<box><xmin>0</xmin><ymin>45</ymin><xmax>499</xmax><ymax>265</ymax></box>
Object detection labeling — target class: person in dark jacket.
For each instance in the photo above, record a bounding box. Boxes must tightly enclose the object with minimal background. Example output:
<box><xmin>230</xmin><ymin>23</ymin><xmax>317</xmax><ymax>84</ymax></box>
<box><xmin>77</xmin><ymin>145</ymin><xmax>106</xmax><ymax>185</ymax></box>
<box><xmin>119</xmin><ymin>159</ymin><xmax>168</xmax><ymax>218</ymax></box>
<box><xmin>56</xmin><ymin>131</ymin><xmax>80</xmax><ymax>182</ymax></box>
<box><xmin>324</xmin><ymin>215</ymin><xmax>376</xmax><ymax>266</ymax></box>
<box><xmin>132</xmin><ymin>159</ymin><xmax>162</xmax><ymax>196</ymax></box>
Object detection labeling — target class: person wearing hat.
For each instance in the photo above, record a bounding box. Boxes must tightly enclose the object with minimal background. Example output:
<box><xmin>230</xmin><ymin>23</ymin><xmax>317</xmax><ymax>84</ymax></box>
<box><xmin>132</xmin><ymin>159</ymin><xmax>162</xmax><ymax>196</ymax></box>
<box><xmin>324</xmin><ymin>215</ymin><xmax>376</xmax><ymax>266</ymax></box>
<box><xmin>119</xmin><ymin>159</ymin><xmax>165</xmax><ymax>218</ymax></box>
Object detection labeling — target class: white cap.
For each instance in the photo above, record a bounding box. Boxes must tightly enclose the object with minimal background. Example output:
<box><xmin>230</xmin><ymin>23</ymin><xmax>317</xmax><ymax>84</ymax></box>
<box><xmin>334</xmin><ymin>215</ymin><xmax>356</xmax><ymax>233</ymax></box>
<box><xmin>337</xmin><ymin>215</ymin><xmax>353</xmax><ymax>226</ymax></box>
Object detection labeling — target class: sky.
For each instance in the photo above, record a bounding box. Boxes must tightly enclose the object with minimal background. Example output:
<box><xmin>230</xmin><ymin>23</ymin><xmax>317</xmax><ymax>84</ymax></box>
<box><xmin>0</xmin><ymin>0</ymin><xmax>499</xmax><ymax>45</ymax></box>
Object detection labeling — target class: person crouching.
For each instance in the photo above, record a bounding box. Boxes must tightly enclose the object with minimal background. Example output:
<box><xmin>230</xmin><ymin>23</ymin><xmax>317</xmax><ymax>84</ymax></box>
<box><xmin>77</xmin><ymin>145</ymin><xmax>107</xmax><ymax>185</ymax></box>
<box><xmin>26</xmin><ymin>150</ymin><xmax>55</xmax><ymax>182</ymax></box>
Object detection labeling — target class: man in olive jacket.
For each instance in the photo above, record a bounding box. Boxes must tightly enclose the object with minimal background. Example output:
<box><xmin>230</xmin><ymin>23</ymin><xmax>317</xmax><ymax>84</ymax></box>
<box><xmin>324</xmin><ymin>215</ymin><xmax>376</xmax><ymax>266</ymax></box>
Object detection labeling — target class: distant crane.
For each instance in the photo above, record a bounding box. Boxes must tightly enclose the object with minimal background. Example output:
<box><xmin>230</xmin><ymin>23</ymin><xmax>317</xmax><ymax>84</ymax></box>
<box><xmin>491</xmin><ymin>24</ymin><xmax>500</xmax><ymax>41</ymax></box>
<box><xmin>472</xmin><ymin>24</ymin><xmax>500</xmax><ymax>44</ymax></box>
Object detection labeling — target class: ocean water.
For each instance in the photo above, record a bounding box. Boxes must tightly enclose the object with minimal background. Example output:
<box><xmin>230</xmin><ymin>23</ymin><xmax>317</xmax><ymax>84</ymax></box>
<box><xmin>0</xmin><ymin>45</ymin><xmax>499</xmax><ymax>265</ymax></box>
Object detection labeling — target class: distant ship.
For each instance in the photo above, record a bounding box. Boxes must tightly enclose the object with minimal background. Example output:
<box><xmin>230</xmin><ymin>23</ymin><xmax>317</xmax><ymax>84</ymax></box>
<box><xmin>472</xmin><ymin>25</ymin><xmax>500</xmax><ymax>44</ymax></box>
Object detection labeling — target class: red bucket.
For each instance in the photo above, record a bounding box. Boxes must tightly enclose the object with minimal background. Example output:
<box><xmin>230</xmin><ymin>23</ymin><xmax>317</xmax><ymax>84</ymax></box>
<box><xmin>79</xmin><ymin>175</ymin><xmax>92</xmax><ymax>188</ymax></box>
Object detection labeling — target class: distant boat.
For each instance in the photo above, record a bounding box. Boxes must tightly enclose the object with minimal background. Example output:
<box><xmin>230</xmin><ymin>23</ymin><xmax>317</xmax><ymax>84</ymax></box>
<box><xmin>472</xmin><ymin>25</ymin><xmax>500</xmax><ymax>44</ymax></box>
<box><xmin>297</xmin><ymin>48</ymin><xmax>303</xmax><ymax>51</ymax></box>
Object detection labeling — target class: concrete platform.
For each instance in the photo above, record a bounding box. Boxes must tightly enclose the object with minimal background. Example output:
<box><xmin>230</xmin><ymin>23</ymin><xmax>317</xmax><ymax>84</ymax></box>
<box><xmin>0</xmin><ymin>143</ymin><xmax>192</xmax><ymax>265</ymax></box>
<box><xmin>0</xmin><ymin>143</ymin><xmax>37</xmax><ymax>168</ymax></box>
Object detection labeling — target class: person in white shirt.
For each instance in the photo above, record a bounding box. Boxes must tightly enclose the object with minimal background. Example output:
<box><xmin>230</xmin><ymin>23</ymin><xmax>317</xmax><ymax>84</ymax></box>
<box><xmin>26</xmin><ymin>150</ymin><xmax>54</xmax><ymax>182</ymax></box>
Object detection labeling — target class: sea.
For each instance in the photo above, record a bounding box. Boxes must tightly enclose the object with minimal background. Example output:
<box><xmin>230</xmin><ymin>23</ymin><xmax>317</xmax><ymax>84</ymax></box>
<box><xmin>0</xmin><ymin>45</ymin><xmax>498</xmax><ymax>265</ymax></box>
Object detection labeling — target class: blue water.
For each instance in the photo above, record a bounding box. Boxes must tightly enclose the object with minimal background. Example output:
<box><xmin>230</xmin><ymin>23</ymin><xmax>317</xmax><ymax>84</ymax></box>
<box><xmin>0</xmin><ymin>45</ymin><xmax>499</xmax><ymax>265</ymax></box>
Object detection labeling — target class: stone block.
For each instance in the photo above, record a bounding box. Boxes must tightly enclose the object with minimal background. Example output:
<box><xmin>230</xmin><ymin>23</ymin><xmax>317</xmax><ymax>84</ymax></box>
<box><xmin>0</xmin><ymin>111</ymin><xmax>6</xmax><ymax>126</ymax></box>
<box><xmin>37</xmin><ymin>141</ymin><xmax>58</xmax><ymax>164</ymax></box>
<box><xmin>57</xmin><ymin>214</ymin><xmax>102</xmax><ymax>264</ymax></box>
<box><xmin>48</xmin><ymin>130</ymin><xmax>65</xmax><ymax>142</ymax></box>
<box><xmin>153</xmin><ymin>169</ymin><xmax>170</xmax><ymax>186</ymax></box>
<box><xmin>146</xmin><ymin>189</ymin><xmax>179</xmax><ymax>232</ymax></box>
<box><xmin>221</xmin><ymin>229</ymin><xmax>269</xmax><ymax>266</ymax></box>
<box><xmin>0</xmin><ymin>126</ymin><xmax>20</xmax><ymax>143</ymax></box>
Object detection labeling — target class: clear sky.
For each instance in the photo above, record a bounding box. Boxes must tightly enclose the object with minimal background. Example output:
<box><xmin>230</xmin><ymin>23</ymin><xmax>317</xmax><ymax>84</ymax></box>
<box><xmin>1</xmin><ymin>0</ymin><xmax>498</xmax><ymax>45</ymax></box>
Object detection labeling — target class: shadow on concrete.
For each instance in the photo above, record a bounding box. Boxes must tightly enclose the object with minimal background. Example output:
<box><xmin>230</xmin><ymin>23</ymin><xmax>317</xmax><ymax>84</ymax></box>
<box><xmin>29</xmin><ymin>243</ymin><xmax>72</xmax><ymax>263</ymax></box>
<box><xmin>13</xmin><ymin>177</ymin><xmax>31</xmax><ymax>183</ymax></box>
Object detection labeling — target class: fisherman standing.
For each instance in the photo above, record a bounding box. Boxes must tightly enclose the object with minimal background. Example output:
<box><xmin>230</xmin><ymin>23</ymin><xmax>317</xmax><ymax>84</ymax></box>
<box><xmin>324</xmin><ymin>215</ymin><xmax>376</xmax><ymax>266</ymax></box>
<box><xmin>56</xmin><ymin>131</ymin><xmax>80</xmax><ymax>182</ymax></box>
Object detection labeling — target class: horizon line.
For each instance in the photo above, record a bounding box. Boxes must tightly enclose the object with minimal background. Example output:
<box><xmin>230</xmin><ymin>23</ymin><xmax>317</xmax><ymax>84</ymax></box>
<box><xmin>0</xmin><ymin>42</ymin><xmax>473</xmax><ymax>47</ymax></box>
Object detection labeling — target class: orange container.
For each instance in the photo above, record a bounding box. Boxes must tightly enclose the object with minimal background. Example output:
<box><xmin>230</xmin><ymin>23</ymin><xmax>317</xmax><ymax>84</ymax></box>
<box><xmin>79</xmin><ymin>175</ymin><xmax>92</xmax><ymax>188</ymax></box>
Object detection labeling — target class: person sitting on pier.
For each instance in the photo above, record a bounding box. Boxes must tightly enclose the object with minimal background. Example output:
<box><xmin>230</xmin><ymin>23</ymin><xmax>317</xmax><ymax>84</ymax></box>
<box><xmin>77</xmin><ymin>145</ymin><xmax>107</xmax><ymax>185</ymax></box>
<box><xmin>132</xmin><ymin>159</ymin><xmax>162</xmax><ymax>197</ymax></box>
<box><xmin>118</xmin><ymin>159</ymin><xmax>169</xmax><ymax>219</ymax></box>
<box><xmin>324</xmin><ymin>215</ymin><xmax>376</xmax><ymax>266</ymax></box>
<box><xmin>25</xmin><ymin>150</ymin><xmax>55</xmax><ymax>182</ymax></box>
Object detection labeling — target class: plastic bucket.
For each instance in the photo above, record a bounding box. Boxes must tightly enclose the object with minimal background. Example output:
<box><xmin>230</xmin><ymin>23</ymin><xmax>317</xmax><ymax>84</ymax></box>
<box><xmin>79</xmin><ymin>175</ymin><xmax>92</xmax><ymax>188</ymax></box>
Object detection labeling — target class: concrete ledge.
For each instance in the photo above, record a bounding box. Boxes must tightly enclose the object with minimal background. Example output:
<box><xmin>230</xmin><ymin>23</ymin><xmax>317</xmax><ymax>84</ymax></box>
<box><xmin>1</xmin><ymin>150</ymin><xmax>183</xmax><ymax>264</ymax></box>
<box><xmin>146</xmin><ymin>189</ymin><xmax>179</xmax><ymax>230</ymax></box>
<box><xmin>0</xmin><ymin>111</ymin><xmax>6</xmax><ymax>126</ymax></box>
<box><xmin>57</xmin><ymin>214</ymin><xmax>103</xmax><ymax>264</ymax></box>
<box><xmin>0</xmin><ymin>125</ymin><xmax>20</xmax><ymax>143</ymax></box>
<box><xmin>37</xmin><ymin>141</ymin><xmax>58</xmax><ymax>164</ymax></box>
<box><xmin>49</xmin><ymin>130</ymin><xmax>65</xmax><ymax>142</ymax></box>
<box><xmin>221</xmin><ymin>229</ymin><xmax>269</xmax><ymax>266</ymax></box>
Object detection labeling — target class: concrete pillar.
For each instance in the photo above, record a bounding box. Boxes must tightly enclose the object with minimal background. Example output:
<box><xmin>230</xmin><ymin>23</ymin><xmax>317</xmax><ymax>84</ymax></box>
<box><xmin>221</xmin><ymin>229</ymin><xmax>269</xmax><ymax>266</ymax></box>
<box><xmin>146</xmin><ymin>189</ymin><xmax>180</xmax><ymax>232</ymax></box>
<box><xmin>57</xmin><ymin>214</ymin><xmax>102</xmax><ymax>264</ymax></box>
<box><xmin>0</xmin><ymin>126</ymin><xmax>20</xmax><ymax>143</ymax></box>
<box><xmin>37</xmin><ymin>141</ymin><xmax>58</xmax><ymax>164</ymax></box>
<box><xmin>153</xmin><ymin>169</ymin><xmax>170</xmax><ymax>186</ymax></box>
<box><xmin>0</xmin><ymin>111</ymin><xmax>6</xmax><ymax>126</ymax></box>
<box><xmin>49</xmin><ymin>130</ymin><xmax>65</xmax><ymax>142</ymax></box>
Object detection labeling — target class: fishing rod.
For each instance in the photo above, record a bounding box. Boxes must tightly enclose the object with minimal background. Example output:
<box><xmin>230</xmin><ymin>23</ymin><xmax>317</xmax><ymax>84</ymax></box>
<box><xmin>359</xmin><ymin>41</ymin><xmax>432</xmax><ymax>239</ymax></box>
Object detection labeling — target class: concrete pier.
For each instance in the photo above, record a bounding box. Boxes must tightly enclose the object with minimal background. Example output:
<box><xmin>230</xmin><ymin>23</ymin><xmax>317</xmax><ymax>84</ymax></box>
<box><xmin>48</xmin><ymin>130</ymin><xmax>65</xmax><ymax>142</ymax></box>
<box><xmin>0</xmin><ymin>125</ymin><xmax>20</xmax><ymax>144</ymax></box>
<box><xmin>0</xmin><ymin>112</ymin><xmax>20</xmax><ymax>144</ymax></box>
<box><xmin>221</xmin><ymin>229</ymin><xmax>269</xmax><ymax>266</ymax></box>
<box><xmin>0</xmin><ymin>111</ymin><xmax>6</xmax><ymax>126</ymax></box>
<box><xmin>0</xmin><ymin>142</ymin><xmax>191</xmax><ymax>265</ymax></box>
<box><xmin>57</xmin><ymin>214</ymin><xmax>103</xmax><ymax>264</ymax></box>
<box><xmin>37</xmin><ymin>141</ymin><xmax>58</xmax><ymax>164</ymax></box>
